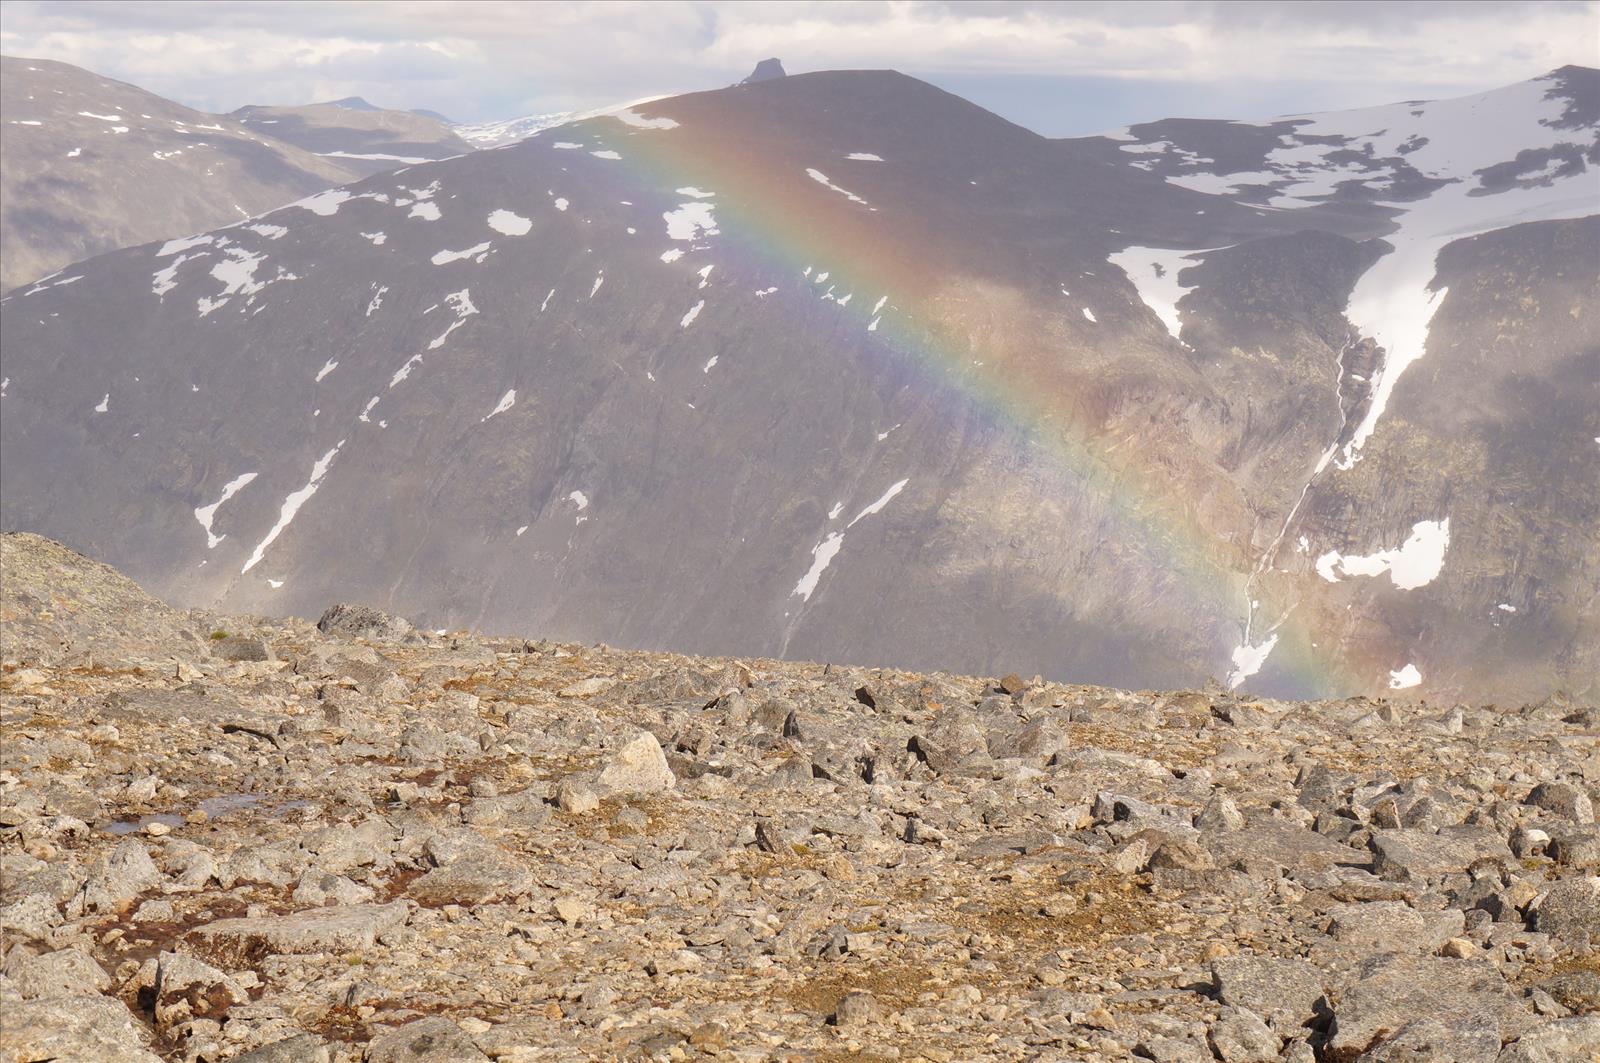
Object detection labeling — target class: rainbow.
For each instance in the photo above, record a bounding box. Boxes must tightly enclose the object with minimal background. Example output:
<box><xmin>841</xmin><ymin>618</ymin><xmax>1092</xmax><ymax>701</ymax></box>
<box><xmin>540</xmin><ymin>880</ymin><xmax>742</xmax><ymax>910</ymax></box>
<box><xmin>568</xmin><ymin>99</ymin><xmax>1365</xmax><ymax>698</ymax></box>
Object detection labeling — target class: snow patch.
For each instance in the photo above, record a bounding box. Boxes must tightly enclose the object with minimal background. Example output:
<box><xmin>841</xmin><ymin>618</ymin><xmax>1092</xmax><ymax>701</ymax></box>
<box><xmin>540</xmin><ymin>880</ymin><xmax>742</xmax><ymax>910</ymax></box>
<box><xmin>680</xmin><ymin>300</ymin><xmax>705</xmax><ymax>328</ymax></box>
<box><xmin>431</xmin><ymin>241</ymin><xmax>492</xmax><ymax>266</ymax></box>
<box><xmin>664</xmin><ymin>201</ymin><xmax>718</xmax><ymax>242</ymax></box>
<box><xmin>315</xmin><ymin>359</ymin><xmax>338</xmax><ymax>382</ymax></box>
<box><xmin>241</xmin><ymin>442</ymin><xmax>345</xmax><ymax>573</ymax></box>
<box><xmin>487</xmin><ymin>209</ymin><xmax>532</xmax><ymax>235</ymax></box>
<box><xmin>194</xmin><ymin>472</ymin><xmax>258</xmax><ymax>549</ymax></box>
<box><xmin>805</xmin><ymin>168</ymin><xmax>872</xmax><ymax>207</ymax></box>
<box><xmin>613</xmin><ymin>109</ymin><xmax>678</xmax><ymax>130</ymax></box>
<box><xmin>482</xmin><ymin>389</ymin><xmax>516</xmax><ymax>421</ymax></box>
<box><xmin>1388</xmin><ymin>664</ymin><xmax>1423</xmax><ymax>690</ymax></box>
<box><xmin>1226</xmin><ymin>634</ymin><xmax>1279</xmax><ymax>689</ymax></box>
<box><xmin>1315</xmin><ymin>519</ymin><xmax>1450</xmax><ymax>590</ymax></box>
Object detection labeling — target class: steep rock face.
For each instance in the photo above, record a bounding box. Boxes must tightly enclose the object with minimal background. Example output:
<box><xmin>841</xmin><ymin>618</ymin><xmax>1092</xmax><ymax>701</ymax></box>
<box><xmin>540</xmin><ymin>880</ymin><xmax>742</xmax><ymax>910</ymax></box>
<box><xmin>1</xmin><ymin>68</ymin><xmax>1595</xmax><ymax>700</ymax></box>
<box><xmin>228</xmin><ymin>101</ymin><xmax>473</xmax><ymax>176</ymax></box>
<box><xmin>0</xmin><ymin>56</ymin><xmax>367</xmax><ymax>291</ymax></box>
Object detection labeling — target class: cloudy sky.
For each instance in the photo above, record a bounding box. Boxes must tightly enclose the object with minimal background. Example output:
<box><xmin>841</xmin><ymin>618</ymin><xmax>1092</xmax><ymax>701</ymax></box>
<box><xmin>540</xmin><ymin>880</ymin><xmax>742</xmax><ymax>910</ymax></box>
<box><xmin>3</xmin><ymin>0</ymin><xmax>1596</xmax><ymax>133</ymax></box>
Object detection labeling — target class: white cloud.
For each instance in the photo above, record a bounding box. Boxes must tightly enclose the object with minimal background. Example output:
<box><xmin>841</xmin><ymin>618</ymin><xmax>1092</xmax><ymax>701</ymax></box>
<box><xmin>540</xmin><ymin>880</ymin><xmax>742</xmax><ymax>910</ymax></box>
<box><xmin>0</xmin><ymin>1</ymin><xmax>1593</xmax><ymax>126</ymax></box>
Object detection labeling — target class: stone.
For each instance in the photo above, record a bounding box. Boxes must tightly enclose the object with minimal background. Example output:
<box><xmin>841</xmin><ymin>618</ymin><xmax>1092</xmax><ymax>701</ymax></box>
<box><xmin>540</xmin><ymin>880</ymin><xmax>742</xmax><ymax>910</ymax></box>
<box><xmin>558</xmin><ymin>677</ymin><xmax>614</xmax><ymax>698</ymax></box>
<box><xmin>1530</xmin><ymin>876</ymin><xmax>1600</xmax><ymax>951</ymax></box>
<box><xmin>73</xmin><ymin>836</ymin><xmax>162</xmax><ymax>914</ymax></box>
<box><xmin>1195</xmin><ymin>794</ymin><xmax>1245</xmax><ymax>832</ymax></box>
<box><xmin>6</xmin><ymin>947</ymin><xmax>110</xmax><ymax>999</ymax></box>
<box><xmin>555</xmin><ymin>777</ymin><xmax>599</xmax><ymax>814</ymax></box>
<box><xmin>365</xmin><ymin>1016</ymin><xmax>491</xmax><ymax>1062</ymax></box>
<box><xmin>0</xmin><ymin>995</ymin><xmax>164</xmax><ymax>1063</ymax></box>
<box><xmin>1326</xmin><ymin>955</ymin><xmax>1534</xmax><ymax>1062</ymax></box>
<box><xmin>1145</xmin><ymin>839</ymin><xmax>1215</xmax><ymax>872</ymax></box>
<box><xmin>316</xmin><ymin>603</ymin><xmax>414</xmax><ymax>642</ymax></box>
<box><xmin>1211</xmin><ymin>956</ymin><xmax>1326</xmax><ymax>1033</ymax></box>
<box><xmin>230</xmin><ymin>1035</ymin><xmax>332</xmax><ymax>1063</ymax></box>
<box><xmin>192</xmin><ymin>901</ymin><xmax>411</xmax><ymax>964</ymax></box>
<box><xmin>833</xmin><ymin>990</ymin><xmax>883</xmax><ymax>1027</ymax></box>
<box><xmin>1369</xmin><ymin>828</ymin><xmax>1510</xmax><ymax>881</ymax></box>
<box><xmin>1548</xmin><ymin>827</ymin><xmax>1600</xmax><ymax>867</ymax></box>
<box><xmin>1525</xmin><ymin>781</ymin><xmax>1595</xmax><ymax>824</ymax></box>
<box><xmin>153</xmin><ymin>950</ymin><xmax>250</xmax><ymax>1026</ymax></box>
<box><xmin>1497</xmin><ymin>1017</ymin><xmax>1600</xmax><ymax>1063</ymax></box>
<box><xmin>211</xmin><ymin>635</ymin><xmax>274</xmax><ymax>662</ymax></box>
<box><xmin>595</xmin><ymin>731</ymin><xmax>676</xmax><ymax>794</ymax></box>
<box><xmin>1207</xmin><ymin>1006</ymin><xmax>1280</xmax><ymax>1062</ymax></box>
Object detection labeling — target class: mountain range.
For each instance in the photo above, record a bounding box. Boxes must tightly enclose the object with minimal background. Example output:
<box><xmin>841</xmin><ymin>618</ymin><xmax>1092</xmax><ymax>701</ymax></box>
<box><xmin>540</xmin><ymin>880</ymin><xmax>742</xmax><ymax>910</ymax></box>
<box><xmin>0</xmin><ymin>57</ymin><xmax>464</xmax><ymax>290</ymax></box>
<box><xmin>1</xmin><ymin>61</ymin><xmax>1595</xmax><ymax>702</ymax></box>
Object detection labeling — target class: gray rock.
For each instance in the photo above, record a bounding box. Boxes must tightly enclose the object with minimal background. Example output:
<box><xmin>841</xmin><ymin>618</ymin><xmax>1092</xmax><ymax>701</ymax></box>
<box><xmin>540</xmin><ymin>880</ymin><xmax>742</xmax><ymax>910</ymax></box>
<box><xmin>1207</xmin><ymin>1006</ymin><xmax>1280</xmax><ymax>1062</ymax></box>
<box><xmin>596</xmin><ymin>731</ymin><xmax>676</xmax><ymax>795</ymax></box>
<box><xmin>73</xmin><ymin>836</ymin><xmax>162</xmax><ymax>914</ymax></box>
<box><xmin>1547</xmin><ymin>827</ymin><xmax>1600</xmax><ymax>867</ymax></box>
<box><xmin>1195</xmin><ymin>794</ymin><xmax>1245</xmax><ymax>832</ymax></box>
<box><xmin>1497</xmin><ymin>1016</ymin><xmax>1600</xmax><ymax>1063</ymax></box>
<box><xmin>153</xmin><ymin>950</ymin><xmax>250</xmax><ymax>1026</ymax></box>
<box><xmin>364</xmin><ymin>1016</ymin><xmax>490</xmax><ymax>1061</ymax></box>
<box><xmin>1524</xmin><ymin>782</ymin><xmax>1595</xmax><ymax>824</ymax></box>
<box><xmin>1212</xmin><ymin>955</ymin><xmax>1326</xmax><ymax>1033</ymax></box>
<box><xmin>1530</xmin><ymin>876</ymin><xmax>1600</xmax><ymax>951</ymax></box>
<box><xmin>231</xmin><ymin>1034</ymin><xmax>332</xmax><ymax>1063</ymax></box>
<box><xmin>192</xmin><ymin>901</ymin><xmax>411</xmax><ymax>963</ymax></box>
<box><xmin>1324</xmin><ymin>900</ymin><xmax>1465</xmax><ymax>953</ymax></box>
<box><xmin>1326</xmin><ymin>955</ymin><xmax>1534</xmax><ymax>1062</ymax></box>
<box><xmin>0</xmin><ymin>994</ymin><xmax>163</xmax><ymax>1062</ymax></box>
<box><xmin>1369</xmin><ymin>828</ymin><xmax>1510</xmax><ymax>881</ymax></box>
<box><xmin>316</xmin><ymin>602</ymin><xmax>415</xmax><ymax>642</ymax></box>
<box><xmin>211</xmin><ymin>634</ymin><xmax>275</xmax><ymax>662</ymax></box>
<box><xmin>6</xmin><ymin>947</ymin><xmax>110</xmax><ymax>999</ymax></box>
<box><xmin>833</xmin><ymin>989</ymin><xmax>883</xmax><ymax>1027</ymax></box>
<box><xmin>555</xmin><ymin>777</ymin><xmax>599</xmax><ymax>814</ymax></box>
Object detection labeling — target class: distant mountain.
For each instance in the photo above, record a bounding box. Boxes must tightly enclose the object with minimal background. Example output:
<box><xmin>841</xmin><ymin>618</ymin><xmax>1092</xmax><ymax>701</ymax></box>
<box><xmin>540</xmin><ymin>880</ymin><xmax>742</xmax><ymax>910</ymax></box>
<box><xmin>229</xmin><ymin>100</ymin><xmax>473</xmax><ymax>176</ymax></box>
<box><xmin>454</xmin><ymin>96</ymin><xmax>667</xmax><ymax>148</ymax></box>
<box><xmin>2</xmin><ymin>66</ymin><xmax>1595</xmax><ymax>702</ymax></box>
<box><xmin>410</xmin><ymin>108</ymin><xmax>455</xmax><ymax>125</ymax></box>
<box><xmin>0</xmin><ymin>55</ymin><xmax>369</xmax><ymax>291</ymax></box>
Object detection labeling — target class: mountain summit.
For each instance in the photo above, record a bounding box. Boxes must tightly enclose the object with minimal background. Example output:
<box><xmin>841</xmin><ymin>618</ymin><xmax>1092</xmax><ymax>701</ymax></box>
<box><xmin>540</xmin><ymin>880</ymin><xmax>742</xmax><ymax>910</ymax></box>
<box><xmin>1</xmin><ymin>67</ymin><xmax>1595</xmax><ymax>701</ymax></box>
<box><xmin>740</xmin><ymin>58</ymin><xmax>787</xmax><ymax>84</ymax></box>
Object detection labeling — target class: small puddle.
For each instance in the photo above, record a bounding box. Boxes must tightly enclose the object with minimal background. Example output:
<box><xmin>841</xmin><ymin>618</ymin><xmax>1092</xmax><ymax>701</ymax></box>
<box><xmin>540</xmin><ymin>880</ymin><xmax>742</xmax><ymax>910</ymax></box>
<box><xmin>106</xmin><ymin>813</ymin><xmax>183</xmax><ymax>836</ymax></box>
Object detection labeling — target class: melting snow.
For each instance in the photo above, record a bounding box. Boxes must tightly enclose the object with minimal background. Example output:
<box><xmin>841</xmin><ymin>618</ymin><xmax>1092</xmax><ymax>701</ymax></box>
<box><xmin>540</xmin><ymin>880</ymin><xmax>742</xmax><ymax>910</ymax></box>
<box><xmin>315</xmin><ymin>359</ymin><xmax>338</xmax><ymax>382</ymax></box>
<box><xmin>847</xmin><ymin>479</ymin><xmax>909</xmax><ymax>527</ymax></box>
<box><xmin>1082</xmin><ymin>307</ymin><xmax>1097</xmax><ymax>323</ymax></box>
<box><xmin>295</xmin><ymin>189</ymin><xmax>355</xmax><ymax>216</ymax></box>
<box><xmin>805</xmin><ymin>168</ymin><xmax>872</xmax><ymax>207</ymax></box>
<box><xmin>1389</xmin><ymin>664</ymin><xmax>1423</xmax><ymax>690</ymax></box>
<box><xmin>193</xmin><ymin>471</ymin><xmax>258</xmax><ymax>548</ymax></box>
<box><xmin>703</xmin><ymin>356</ymin><xmax>718</xmax><ymax>373</ymax></box>
<box><xmin>591</xmin><ymin>149</ymin><xmax>621</xmax><ymax>160</ymax></box>
<box><xmin>77</xmin><ymin>111</ymin><xmax>121</xmax><ymax>121</ymax></box>
<box><xmin>568</xmin><ymin>491</ymin><xmax>589</xmax><ymax>510</ymax></box>
<box><xmin>389</xmin><ymin>355</ymin><xmax>424</xmax><ymax>387</ymax></box>
<box><xmin>660</xmin><ymin>249</ymin><xmax>685</xmax><ymax>263</ymax></box>
<box><xmin>1107</xmin><ymin>245</ymin><xmax>1223</xmax><ymax>341</ymax></box>
<box><xmin>553</xmin><ymin>198</ymin><xmax>569</xmax><ymax>211</ymax></box>
<box><xmin>552</xmin><ymin>142</ymin><xmax>582</xmax><ymax>149</ymax></box>
<box><xmin>540</xmin><ymin>288</ymin><xmax>555</xmax><ymax>312</ymax></box>
<box><xmin>590</xmin><ymin>273</ymin><xmax>605</xmax><ymax>297</ymax></box>
<box><xmin>793</xmin><ymin>533</ymin><xmax>845</xmax><ymax>602</ymax></box>
<box><xmin>847</xmin><ymin>153</ymin><xmax>884</xmax><ymax>161</ymax></box>
<box><xmin>614</xmin><ymin>109</ymin><xmax>678</xmax><ymax>130</ymax></box>
<box><xmin>828</xmin><ymin>503</ymin><xmax>844</xmax><ymax>520</ymax></box>
<box><xmin>482</xmin><ymin>389</ymin><xmax>516</xmax><ymax>421</ymax></box>
<box><xmin>241</xmin><ymin>442</ymin><xmax>345</xmax><ymax>573</ymax></box>
<box><xmin>365</xmin><ymin>284</ymin><xmax>387</xmax><ymax>316</ymax></box>
<box><xmin>664</xmin><ymin>201</ymin><xmax>718</xmax><ymax>241</ymax></box>
<box><xmin>487</xmin><ymin>209</ymin><xmax>532</xmax><ymax>235</ymax></box>
<box><xmin>1315</xmin><ymin>519</ymin><xmax>1450</xmax><ymax>589</ymax></box>
<box><xmin>267</xmin><ymin>578</ymin><xmax>284</xmax><ymax>588</ymax></box>
<box><xmin>1226</xmin><ymin>634</ymin><xmax>1279</xmax><ymax>688</ymax></box>
<box><xmin>244</xmin><ymin>223</ymin><xmax>287</xmax><ymax>239</ymax></box>
<box><xmin>317</xmin><ymin>150</ymin><xmax>429</xmax><ymax>164</ymax></box>
<box><xmin>360</xmin><ymin>231</ymin><xmax>387</xmax><ymax>244</ymax></box>
<box><xmin>159</xmin><ymin>234</ymin><xmax>213</xmax><ymax>256</ymax></box>
<box><xmin>431</xmin><ymin>241</ymin><xmax>492</xmax><ymax>265</ymax></box>
<box><xmin>93</xmin><ymin>394</ymin><xmax>109</xmax><ymax>413</ymax></box>
<box><xmin>516</xmin><ymin>525</ymin><xmax>528</xmax><ymax>537</ymax></box>
<box><xmin>677</xmin><ymin>187</ymin><xmax>715</xmax><ymax>199</ymax></box>
<box><xmin>409</xmin><ymin>201</ymin><xmax>442</xmax><ymax>220</ymax></box>
<box><xmin>680</xmin><ymin>300</ymin><xmax>705</xmax><ymax>328</ymax></box>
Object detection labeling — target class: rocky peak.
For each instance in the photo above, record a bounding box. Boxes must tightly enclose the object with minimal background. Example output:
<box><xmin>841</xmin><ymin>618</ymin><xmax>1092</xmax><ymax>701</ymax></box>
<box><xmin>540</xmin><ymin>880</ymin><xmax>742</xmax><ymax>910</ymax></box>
<box><xmin>739</xmin><ymin>58</ymin><xmax>787</xmax><ymax>85</ymax></box>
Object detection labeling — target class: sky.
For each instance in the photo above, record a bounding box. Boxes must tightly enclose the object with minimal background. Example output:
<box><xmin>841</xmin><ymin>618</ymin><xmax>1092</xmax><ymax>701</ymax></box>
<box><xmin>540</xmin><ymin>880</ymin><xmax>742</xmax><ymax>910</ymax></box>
<box><xmin>2</xmin><ymin>0</ymin><xmax>1596</xmax><ymax>134</ymax></box>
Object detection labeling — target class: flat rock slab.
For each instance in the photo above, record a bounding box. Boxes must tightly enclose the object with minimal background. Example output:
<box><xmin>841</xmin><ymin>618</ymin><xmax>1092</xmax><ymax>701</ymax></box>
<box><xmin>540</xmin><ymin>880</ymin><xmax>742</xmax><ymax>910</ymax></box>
<box><xmin>191</xmin><ymin>901</ymin><xmax>411</xmax><ymax>964</ymax></box>
<box><xmin>0</xmin><ymin>994</ymin><xmax>164</xmax><ymax>1063</ymax></box>
<box><xmin>1326</xmin><ymin>954</ymin><xmax>1534</xmax><ymax>1062</ymax></box>
<box><xmin>1369</xmin><ymin>827</ymin><xmax>1511</xmax><ymax>880</ymax></box>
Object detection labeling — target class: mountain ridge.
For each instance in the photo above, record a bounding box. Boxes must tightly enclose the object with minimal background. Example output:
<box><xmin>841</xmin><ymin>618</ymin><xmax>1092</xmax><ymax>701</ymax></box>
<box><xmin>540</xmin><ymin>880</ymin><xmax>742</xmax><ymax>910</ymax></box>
<box><xmin>1</xmin><ymin>64</ymin><xmax>1594</xmax><ymax>701</ymax></box>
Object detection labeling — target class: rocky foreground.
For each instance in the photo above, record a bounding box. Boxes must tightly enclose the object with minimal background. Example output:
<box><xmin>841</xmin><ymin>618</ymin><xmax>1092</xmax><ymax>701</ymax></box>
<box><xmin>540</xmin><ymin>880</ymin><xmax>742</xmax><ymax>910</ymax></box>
<box><xmin>0</xmin><ymin>532</ymin><xmax>1596</xmax><ymax>1063</ymax></box>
